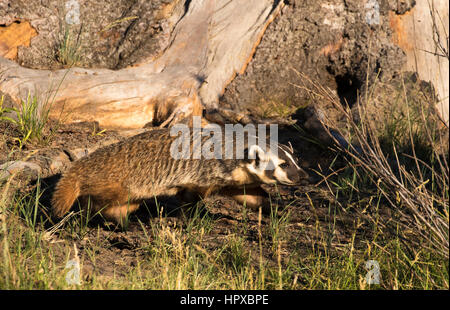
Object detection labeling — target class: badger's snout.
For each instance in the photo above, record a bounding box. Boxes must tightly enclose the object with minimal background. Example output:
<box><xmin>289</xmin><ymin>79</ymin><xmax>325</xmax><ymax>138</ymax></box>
<box><xmin>284</xmin><ymin>166</ymin><xmax>309</xmax><ymax>185</ymax></box>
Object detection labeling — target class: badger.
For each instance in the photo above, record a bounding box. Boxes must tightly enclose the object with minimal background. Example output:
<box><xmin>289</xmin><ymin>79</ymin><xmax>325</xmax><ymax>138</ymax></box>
<box><xmin>52</xmin><ymin>127</ymin><xmax>308</xmax><ymax>225</ymax></box>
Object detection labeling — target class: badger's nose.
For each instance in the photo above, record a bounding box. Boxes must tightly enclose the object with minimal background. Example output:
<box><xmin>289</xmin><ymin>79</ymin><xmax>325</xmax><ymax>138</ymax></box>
<box><xmin>298</xmin><ymin>167</ymin><xmax>309</xmax><ymax>179</ymax></box>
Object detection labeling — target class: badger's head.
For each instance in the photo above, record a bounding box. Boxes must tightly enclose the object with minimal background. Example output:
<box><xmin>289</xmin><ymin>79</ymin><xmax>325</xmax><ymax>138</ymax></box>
<box><xmin>244</xmin><ymin>142</ymin><xmax>308</xmax><ymax>185</ymax></box>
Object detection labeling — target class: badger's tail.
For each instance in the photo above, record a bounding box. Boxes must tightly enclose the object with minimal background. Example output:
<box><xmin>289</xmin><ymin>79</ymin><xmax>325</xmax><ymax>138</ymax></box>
<box><xmin>52</xmin><ymin>173</ymin><xmax>80</xmax><ymax>218</ymax></box>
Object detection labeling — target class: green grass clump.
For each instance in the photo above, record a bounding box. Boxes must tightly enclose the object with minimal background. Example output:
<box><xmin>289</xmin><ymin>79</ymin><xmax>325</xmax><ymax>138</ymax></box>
<box><xmin>56</xmin><ymin>27</ymin><xmax>82</xmax><ymax>68</ymax></box>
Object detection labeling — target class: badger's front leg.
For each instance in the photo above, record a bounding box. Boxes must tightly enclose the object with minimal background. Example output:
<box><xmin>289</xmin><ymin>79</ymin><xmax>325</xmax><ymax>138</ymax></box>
<box><xmin>222</xmin><ymin>186</ymin><xmax>272</xmax><ymax>213</ymax></box>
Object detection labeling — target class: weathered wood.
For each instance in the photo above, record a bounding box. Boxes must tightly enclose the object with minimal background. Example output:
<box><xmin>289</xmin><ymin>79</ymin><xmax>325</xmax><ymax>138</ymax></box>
<box><xmin>0</xmin><ymin>0</ymin><xmax>283</xmax><ymax>129</ymax></box>
<box><xmin>389</xmin><ymin>0</ymin><xmax>449</xmax><ymax>125</ymax></box>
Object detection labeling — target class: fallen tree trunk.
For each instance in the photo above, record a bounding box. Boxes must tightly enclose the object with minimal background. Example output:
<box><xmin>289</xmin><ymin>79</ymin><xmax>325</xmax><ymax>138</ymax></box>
<box><xmin>0</xmin><ymin>0</ymin><xmax>283</xmax><ymax>129</ymax></box>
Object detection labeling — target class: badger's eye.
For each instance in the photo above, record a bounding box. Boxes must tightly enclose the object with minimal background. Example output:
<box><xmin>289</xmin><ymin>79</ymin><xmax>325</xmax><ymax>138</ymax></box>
<box><xmin>279</xmin><ymin>162</ymin><xmax>290</xmax><ymax>169</ymax></box>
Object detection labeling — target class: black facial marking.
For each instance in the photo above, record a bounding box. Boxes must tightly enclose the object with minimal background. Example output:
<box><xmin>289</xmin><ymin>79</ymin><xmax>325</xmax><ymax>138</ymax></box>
<box><xmin>254</xmin><ymin>151</ymin><xmax>261</xmax><ymax>167</ymax></box>
<box><xmin>279</xmin><ymin>162</ymin><xmax>289</xmax><ymax>169</ymax></box>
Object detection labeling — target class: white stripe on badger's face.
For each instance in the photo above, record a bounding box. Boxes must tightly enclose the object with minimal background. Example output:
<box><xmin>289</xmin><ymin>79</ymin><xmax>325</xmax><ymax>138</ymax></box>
<box><xmin>280</xmin><ymin>147</ymin><xmax>300</xmax><ymax>170</ymax></box>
